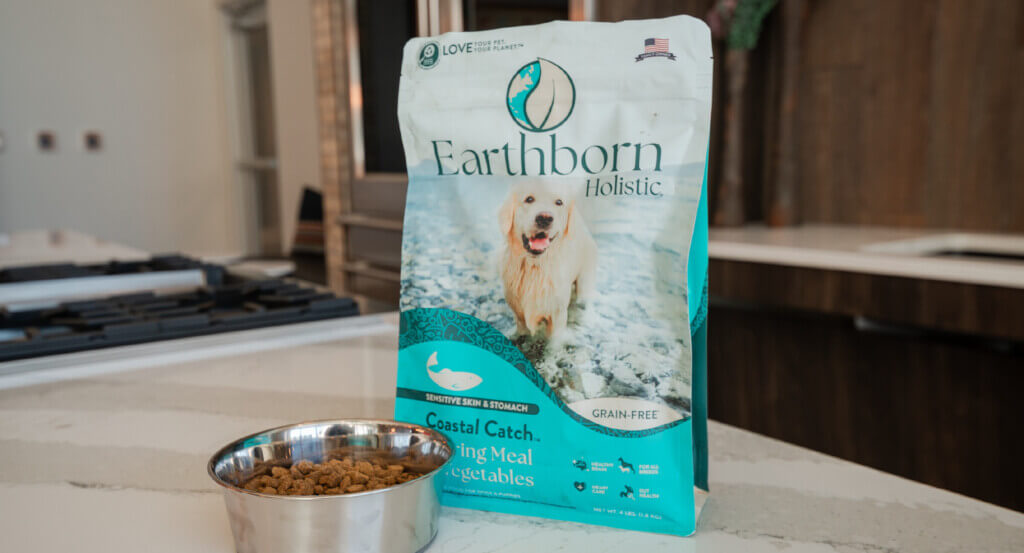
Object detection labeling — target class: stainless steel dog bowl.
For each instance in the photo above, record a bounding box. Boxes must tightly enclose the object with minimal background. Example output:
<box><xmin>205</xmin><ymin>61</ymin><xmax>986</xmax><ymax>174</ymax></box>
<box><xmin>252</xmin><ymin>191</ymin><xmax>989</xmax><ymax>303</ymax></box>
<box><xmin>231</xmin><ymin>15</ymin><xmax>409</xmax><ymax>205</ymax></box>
<box><xmin>208</xmin><ymin>419</ymin><xmax>452</xmax><ymax>553</ymax></box>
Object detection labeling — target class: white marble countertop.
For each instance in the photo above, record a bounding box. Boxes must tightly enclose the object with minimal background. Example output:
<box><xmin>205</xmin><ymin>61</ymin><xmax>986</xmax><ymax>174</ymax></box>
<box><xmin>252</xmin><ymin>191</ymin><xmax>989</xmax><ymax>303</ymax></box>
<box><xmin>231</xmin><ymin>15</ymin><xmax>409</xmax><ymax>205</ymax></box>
<box><xmin>0</xmin><ymin>314</ymin><xmax>1021</xmax><ymax>552</ymax></box>
<box><xmin>709</xmin><ymin>225</ymin><xmax>1024</xmax><ymax>289</ymax></box>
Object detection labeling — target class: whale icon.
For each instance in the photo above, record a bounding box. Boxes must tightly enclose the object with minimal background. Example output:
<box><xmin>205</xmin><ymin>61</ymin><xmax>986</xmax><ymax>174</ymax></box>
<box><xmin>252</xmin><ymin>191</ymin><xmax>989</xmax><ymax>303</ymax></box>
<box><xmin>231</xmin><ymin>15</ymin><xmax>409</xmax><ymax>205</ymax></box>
<box><xmin>426</xmin><ymin>352</ymin><xmax>483</xmax><ymax>392</ymax></box>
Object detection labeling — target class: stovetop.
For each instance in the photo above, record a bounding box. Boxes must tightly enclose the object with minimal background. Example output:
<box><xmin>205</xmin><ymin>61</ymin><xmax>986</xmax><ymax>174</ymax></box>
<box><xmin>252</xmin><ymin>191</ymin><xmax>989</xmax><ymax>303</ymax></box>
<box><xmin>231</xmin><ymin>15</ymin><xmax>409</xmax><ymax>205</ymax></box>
<box><xmin>0</xmin><ymin>256</ymin><xmax>358</xmax><ymax>362</ymax></box>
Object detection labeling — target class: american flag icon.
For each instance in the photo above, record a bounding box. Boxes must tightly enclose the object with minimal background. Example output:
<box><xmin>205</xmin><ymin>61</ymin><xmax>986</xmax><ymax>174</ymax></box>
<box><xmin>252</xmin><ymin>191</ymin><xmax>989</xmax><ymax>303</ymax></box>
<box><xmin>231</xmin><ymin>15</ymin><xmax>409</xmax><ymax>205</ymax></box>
<box><xmin>645</xmin><ymin>38</ymin><xmax>669</xmax><ymax>53</ymax></box>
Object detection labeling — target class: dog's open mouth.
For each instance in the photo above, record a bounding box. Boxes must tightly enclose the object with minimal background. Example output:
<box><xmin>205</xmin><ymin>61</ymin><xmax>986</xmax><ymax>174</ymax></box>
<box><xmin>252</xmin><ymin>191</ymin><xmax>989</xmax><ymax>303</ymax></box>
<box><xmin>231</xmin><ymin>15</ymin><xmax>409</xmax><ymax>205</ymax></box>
<box><xmin>522</xmin><ymin>231</ymin><xmax>555</xmax><ymax>255</ymax></box>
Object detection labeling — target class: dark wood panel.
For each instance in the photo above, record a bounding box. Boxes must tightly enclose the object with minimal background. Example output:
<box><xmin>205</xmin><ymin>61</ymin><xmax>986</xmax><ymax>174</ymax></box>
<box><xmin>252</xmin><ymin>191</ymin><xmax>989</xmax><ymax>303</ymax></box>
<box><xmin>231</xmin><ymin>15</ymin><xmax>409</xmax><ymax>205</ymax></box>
<box><xmin>796</xmin><ymin>0</ymin><xmax>1024</xmax><ymax>232</ymax></box>
<box><xmin>708</xmin><ymin>303</ymin><xmax>1024</xmax><ymax>512</ymax></box>
<box><xmin>598</xmin><ymin>0</ymin><xmax>1024</xmax><ymax>231</ymax></box>
<box><xmin>711</xmin><ymin>259</ymin><xmax>1024</xmax><ymax>342</ymax></box>
<box><xmin>924</xmin><ymin>0</ymin><xmax>1024</xmax><ymax>232</ymax></box>
<box><xmin>593</xmin><ymin>0</ymin><xmax>711</xmax><ymax>21</ymax></box>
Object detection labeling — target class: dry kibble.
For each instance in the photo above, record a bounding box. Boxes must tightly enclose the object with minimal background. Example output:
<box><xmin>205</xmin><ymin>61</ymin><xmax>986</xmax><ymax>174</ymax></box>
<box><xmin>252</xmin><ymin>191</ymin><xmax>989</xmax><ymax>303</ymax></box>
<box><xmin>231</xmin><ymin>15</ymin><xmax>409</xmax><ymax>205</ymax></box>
<box><xmin>241</xmin><ymin>448</ymin><xmax>438</xmax><ymax>496</ymax></box>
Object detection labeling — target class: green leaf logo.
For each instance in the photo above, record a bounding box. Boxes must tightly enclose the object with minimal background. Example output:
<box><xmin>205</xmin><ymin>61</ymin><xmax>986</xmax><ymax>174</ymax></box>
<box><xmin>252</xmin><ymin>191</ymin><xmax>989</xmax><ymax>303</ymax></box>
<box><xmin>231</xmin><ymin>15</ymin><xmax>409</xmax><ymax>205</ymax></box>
<box><xmin>506</xmin><ymin>58</ymin><xmax>576</xmax><ymax>132</ymax></box>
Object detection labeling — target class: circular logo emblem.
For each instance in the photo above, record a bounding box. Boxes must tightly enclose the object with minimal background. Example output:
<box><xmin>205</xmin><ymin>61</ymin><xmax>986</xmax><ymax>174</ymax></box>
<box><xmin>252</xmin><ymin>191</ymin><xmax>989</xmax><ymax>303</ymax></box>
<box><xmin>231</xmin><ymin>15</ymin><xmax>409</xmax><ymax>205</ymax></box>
<box><xmin>506</xmin><ymin>58</ymin><xmax>575</xmax><ymax>132</ymax></box>
<box><xmin>418</xmin><ymin>42</ymin><xmax>439</xmax><ymax>69</ymax></box>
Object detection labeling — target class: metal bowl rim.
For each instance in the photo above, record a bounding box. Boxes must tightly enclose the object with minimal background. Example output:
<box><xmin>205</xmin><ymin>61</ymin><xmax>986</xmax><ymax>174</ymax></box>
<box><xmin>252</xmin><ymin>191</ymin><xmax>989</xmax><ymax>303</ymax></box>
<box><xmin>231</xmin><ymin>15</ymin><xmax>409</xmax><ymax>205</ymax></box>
<box><xmin>206</xmin><ymin>418</ymin><xmax>453</xmax><ymax>501</ymax></box>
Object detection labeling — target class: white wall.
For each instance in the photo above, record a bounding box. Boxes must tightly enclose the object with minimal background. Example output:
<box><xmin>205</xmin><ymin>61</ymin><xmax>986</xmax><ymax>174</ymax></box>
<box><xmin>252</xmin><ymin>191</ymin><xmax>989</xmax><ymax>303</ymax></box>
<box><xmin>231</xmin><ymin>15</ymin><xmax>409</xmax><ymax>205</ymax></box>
<box><xmin>267</xmin><ymin>0</ymin><xmax>321</xmax><ymax>254</ymax></box>
<box><xmin>0</xmin><ymin>0</ymin><xmax>250</xmax><ymax>256</ymax></box>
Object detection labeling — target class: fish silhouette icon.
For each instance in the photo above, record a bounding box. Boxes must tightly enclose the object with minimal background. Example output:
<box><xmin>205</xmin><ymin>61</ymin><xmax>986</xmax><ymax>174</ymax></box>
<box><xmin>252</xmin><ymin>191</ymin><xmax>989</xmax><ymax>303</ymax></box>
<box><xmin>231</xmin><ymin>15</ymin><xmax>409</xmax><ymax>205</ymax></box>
<box><xmin>426</xmin><ymin>351</ymin><xmax>483</xmax><ymax>391</ymax></box>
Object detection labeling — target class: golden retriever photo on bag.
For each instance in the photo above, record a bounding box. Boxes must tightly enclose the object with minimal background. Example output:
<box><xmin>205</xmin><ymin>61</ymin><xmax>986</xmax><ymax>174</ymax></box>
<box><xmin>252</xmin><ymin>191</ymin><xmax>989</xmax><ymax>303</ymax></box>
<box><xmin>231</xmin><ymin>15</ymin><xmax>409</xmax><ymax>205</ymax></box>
<box><xmin>498</xmin><ymin>182</ymin><xmax>597</xmax><ymax>342</ymax></box>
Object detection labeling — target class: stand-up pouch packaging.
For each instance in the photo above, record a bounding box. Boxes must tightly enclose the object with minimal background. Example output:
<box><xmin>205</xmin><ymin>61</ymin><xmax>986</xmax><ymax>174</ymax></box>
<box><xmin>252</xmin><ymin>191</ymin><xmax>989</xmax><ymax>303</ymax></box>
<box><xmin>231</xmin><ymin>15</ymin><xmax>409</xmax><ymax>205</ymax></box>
<box><xmin>395</xmin><ymin>15</ymin><xmax>712</xmax><ymax>535</ymax></box>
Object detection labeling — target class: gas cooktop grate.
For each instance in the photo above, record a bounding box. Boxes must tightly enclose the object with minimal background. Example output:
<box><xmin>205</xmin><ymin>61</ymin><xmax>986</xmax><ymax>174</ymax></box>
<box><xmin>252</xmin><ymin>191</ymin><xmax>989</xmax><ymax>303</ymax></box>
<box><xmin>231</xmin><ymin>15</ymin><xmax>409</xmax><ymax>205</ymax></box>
<box><xmin>0</xmin><ymin>257</ymin><xmax>359</xmax><ymax>362</ymax></box>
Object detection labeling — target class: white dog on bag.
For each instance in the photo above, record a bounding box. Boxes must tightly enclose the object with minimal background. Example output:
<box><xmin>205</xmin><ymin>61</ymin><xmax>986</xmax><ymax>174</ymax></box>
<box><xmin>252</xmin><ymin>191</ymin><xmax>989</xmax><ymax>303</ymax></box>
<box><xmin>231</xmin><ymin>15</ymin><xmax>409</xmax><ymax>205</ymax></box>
<box><xmin>498</xmin><ymin>181</ymin><xmax>597</xmax><ymax>341</ymax></box>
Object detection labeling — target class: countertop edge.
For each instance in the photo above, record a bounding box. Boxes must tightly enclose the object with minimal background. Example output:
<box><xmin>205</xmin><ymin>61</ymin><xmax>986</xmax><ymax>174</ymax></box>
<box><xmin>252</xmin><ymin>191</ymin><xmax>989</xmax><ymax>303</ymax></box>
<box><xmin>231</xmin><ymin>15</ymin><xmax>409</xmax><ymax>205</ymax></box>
<box><xmin>709</xmin><ymin>240</ymin><xmax>1024</xmax><ymax>290</ymax></box>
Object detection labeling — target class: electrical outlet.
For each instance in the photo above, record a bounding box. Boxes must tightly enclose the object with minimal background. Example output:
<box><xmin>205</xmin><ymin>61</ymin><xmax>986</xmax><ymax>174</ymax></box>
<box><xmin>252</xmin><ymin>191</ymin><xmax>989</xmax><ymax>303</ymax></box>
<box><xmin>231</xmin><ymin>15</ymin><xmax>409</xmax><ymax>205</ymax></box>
<box><xmin>0</xmin><ymin>131</ymin><xmax>5</xmax><ymax>153</ymax></box>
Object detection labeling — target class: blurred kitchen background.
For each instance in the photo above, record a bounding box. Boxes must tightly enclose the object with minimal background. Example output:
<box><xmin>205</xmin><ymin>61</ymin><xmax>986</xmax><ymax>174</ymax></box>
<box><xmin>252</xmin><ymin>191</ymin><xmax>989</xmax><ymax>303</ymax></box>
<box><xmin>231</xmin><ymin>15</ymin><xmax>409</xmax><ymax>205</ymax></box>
<box><xmin>1</xmin><ymin>0</ymin><xmax>1022</xmax><ymax>515</ymax></box>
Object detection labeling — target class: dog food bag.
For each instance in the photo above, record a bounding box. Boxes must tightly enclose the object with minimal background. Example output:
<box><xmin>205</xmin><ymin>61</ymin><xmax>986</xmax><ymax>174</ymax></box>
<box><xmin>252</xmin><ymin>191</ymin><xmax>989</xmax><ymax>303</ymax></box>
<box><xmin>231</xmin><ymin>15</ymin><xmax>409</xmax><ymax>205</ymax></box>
<box><xmin>395</xmin><ymin>15</ymin><xmax>711</xmax><ymax>536</ymax></box>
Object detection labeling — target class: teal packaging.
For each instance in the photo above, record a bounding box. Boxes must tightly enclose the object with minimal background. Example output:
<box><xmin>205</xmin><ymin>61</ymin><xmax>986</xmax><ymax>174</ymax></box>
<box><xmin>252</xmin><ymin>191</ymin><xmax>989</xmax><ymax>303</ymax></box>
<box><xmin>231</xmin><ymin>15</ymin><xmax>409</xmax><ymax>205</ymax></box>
<box><xmin>395</xmin><ymin>15</ymin><xmax>711</xmax><ymax>536</ymax></box>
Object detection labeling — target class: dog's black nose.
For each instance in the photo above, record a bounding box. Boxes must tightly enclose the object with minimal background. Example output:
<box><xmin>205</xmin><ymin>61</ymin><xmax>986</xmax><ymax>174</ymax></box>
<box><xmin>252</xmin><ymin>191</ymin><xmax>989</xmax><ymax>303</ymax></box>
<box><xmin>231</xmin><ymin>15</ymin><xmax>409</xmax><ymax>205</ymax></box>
<box><xmin>535</xmin><ymin>212</ymin><xmax>553</xmax><ymax>228</ymax></box>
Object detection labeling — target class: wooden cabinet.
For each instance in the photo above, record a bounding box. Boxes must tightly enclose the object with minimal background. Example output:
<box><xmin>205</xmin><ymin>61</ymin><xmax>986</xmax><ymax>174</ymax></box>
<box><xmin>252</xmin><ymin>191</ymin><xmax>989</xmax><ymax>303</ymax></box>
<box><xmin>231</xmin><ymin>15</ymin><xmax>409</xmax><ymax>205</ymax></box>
<box><xmin>709</xmin><ymin>259</ymin><xmax>1024</xmax><ymax>511</ymax></box>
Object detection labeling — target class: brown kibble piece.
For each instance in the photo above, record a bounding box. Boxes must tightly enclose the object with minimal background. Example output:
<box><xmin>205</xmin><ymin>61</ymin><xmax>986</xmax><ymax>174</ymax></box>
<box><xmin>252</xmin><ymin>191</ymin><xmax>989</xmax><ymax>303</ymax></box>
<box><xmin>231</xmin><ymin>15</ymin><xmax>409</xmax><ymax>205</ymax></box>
<box><xmin>345</xmin><ymin>484</ymin><xmax>365</xmax><ymax>493</ymax></box>
<box><xmin>320</xmin><ymin>473</ymin><xmax>341</xmax><ymax>487</ymax></box>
